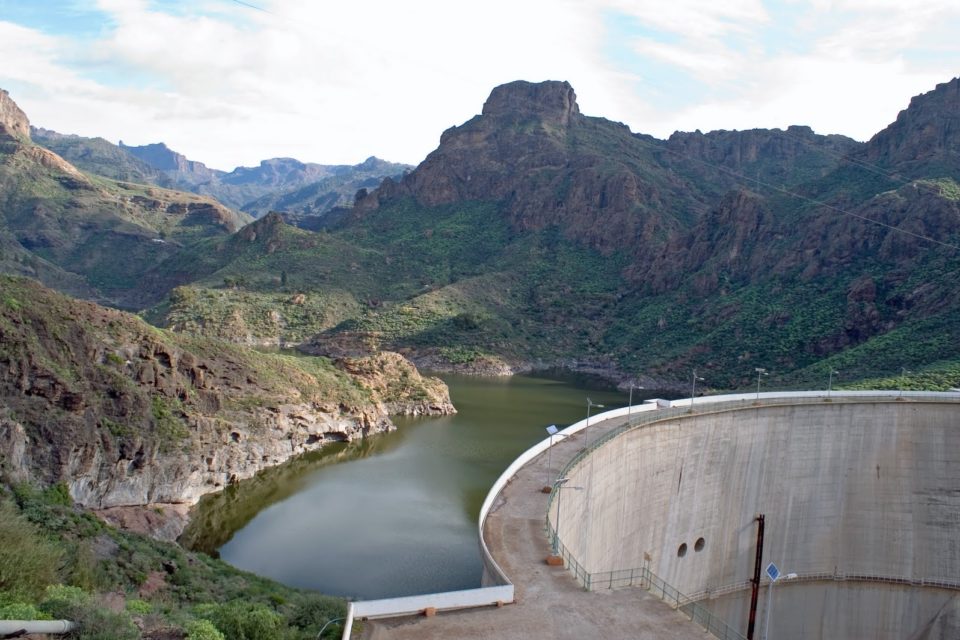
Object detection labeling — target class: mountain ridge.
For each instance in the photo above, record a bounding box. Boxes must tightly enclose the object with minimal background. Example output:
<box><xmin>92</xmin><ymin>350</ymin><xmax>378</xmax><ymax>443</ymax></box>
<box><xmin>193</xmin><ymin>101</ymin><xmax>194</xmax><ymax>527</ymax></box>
<box><xmin>30</xmin><ymin>127</ymin><xmax>413</xmax><ymax>218</ymax></box>
<box><xmin>5</xmin><ymin>78</ymin><xmax>960</xmax><ymax>389</ymax></box>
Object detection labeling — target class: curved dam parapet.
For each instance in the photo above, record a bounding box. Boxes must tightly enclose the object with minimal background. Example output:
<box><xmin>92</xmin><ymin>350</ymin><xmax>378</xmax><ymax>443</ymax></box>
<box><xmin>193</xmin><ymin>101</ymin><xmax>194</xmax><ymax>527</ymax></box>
<box><xmin>548</xmin><ymin>394</ymin><xmax>960</xmax><ymax>639</ymax></box>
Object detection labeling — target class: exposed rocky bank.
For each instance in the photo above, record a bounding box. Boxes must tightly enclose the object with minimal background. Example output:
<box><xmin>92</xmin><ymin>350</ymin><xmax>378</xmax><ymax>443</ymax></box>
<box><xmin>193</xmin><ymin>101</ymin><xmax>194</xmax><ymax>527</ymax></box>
<box><xmin>0</xmin><ymin>276</ymin><xmax>453</xmax><ymax>539</ymax></box>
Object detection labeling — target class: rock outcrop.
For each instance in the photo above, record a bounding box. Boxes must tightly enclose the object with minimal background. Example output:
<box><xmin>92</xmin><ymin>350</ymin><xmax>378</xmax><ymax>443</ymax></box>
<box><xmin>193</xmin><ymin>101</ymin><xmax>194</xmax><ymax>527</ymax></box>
<box><xmin>861</xmin><ymin>77</ymin><xmax>960</xmax><ymax>175</ymax></box>
<box><xmin>0</xmin><ymin>276</ymin><xmax>453</xmax><ymax>531</ymax></box>
<box><xmin>351</xmin><ymin>80</ymin><xmax>865</xmax><ymax>260</ymax></box>
<box><xmin>0</xmin><ymin>88</ymin><xmax>30</xmax><ymax>141</ymax></box>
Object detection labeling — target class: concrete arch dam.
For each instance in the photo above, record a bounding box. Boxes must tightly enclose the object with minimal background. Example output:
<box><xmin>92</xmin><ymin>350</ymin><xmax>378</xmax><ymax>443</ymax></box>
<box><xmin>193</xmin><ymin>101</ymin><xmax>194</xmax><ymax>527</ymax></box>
<box><xmin>550</xmin><ymin>399</ymin><xmax>960</xmax><ymax>639</ymax></box>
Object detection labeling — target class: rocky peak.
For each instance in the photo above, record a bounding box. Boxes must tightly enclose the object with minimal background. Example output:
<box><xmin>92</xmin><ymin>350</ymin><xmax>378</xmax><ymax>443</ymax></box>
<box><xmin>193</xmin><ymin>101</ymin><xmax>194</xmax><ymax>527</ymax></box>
<box><xmin>121</xmin><ymin>141</ymin><xmax>219</xmax><ymax>183</ymax></box>
<box><xmin>862</xmin><ymin>76</ymin><xmax>960</xmax><ymax>173</ymax></box>
<box><xmin>0</xmin><ymin>89</ymin><xmax>31</xmax><ymax>141</ymax></box>
<box><xmin>481</xmin><ymin>80</ymin><xmax>580</xmax><ymax>127</ymax></box>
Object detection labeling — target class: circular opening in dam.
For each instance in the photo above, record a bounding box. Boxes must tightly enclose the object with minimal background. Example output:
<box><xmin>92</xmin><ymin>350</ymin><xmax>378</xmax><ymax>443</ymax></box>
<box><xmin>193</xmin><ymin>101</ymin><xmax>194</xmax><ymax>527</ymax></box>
<box><xmin>549</xmin><ymin>396</ymin><xmax>960</xmax><ymax>639</ymax></box>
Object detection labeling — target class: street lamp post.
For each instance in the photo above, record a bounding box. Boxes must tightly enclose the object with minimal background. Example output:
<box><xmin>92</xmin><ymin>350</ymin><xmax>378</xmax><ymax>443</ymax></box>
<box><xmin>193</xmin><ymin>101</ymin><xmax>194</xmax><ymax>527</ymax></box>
<box><xmin>628</xmin><ymin>384</ymin><xmax>644</xmax><ymax>416</ymax></box>
<box><xmin>690</xmin><ymin>371</ymin><xmax>704</xmax><ymax>412</ymax></box>
<box><xmin>543</xmin><ymin>424</ymin><xmax>560</xmax><ymax>491</ymax></box>
<box><xmin>762</xmin><ymin>564</ymin><xmax>797</xmax><ymax>640</ymax></box>
<box><xmin>582</xmin><ymin>398</ymin><xmax>605</xmax><ymax>452</ymax></box>
<box><xmin>828</xmin><ymin>370</ymin><xmax>839</xmax><ymax>398</ymax></box>
<box><xmin>899</xmin><ymin>366</ymin><xmax>910</xmax><ymax>398</ymax></box>
<box><xmin>755</xmin><ymin>367</ymin><xmax>768</xmax><ymax>402</ymax></box>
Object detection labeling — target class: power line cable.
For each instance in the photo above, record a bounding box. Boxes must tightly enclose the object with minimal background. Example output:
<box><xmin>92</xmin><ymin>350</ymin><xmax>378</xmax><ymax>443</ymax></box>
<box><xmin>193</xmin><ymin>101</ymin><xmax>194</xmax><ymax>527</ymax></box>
<box><xmin>227</xmin><ymin>0</ymin><xmax>271</xmax><ymax>14</ymax></box>
<box><xmin>719</xmin><ymin>120</ymin><xmax>954</xmax><ymax>203</ymax></box>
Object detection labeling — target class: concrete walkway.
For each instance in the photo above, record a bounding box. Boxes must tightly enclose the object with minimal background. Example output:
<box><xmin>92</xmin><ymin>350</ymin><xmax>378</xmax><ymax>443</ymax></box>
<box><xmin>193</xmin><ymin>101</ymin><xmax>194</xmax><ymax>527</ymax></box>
<box><xmin>361</xmin><ymin>415</ymin><xmax>709</xmax><ymax>640</ymax></box>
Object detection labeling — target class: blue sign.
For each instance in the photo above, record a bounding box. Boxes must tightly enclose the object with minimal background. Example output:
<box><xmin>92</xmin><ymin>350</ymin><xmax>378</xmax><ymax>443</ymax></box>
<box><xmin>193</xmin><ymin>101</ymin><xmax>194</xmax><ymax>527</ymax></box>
<box><xmin>766</xmin><ymin>562</ymin><xmax>780</xmax><ymax>582</ymax></box>
<box><xmin>546</xmin><ymin>425</ymin><xmax>559</xmax><ymax>435</ymax></box>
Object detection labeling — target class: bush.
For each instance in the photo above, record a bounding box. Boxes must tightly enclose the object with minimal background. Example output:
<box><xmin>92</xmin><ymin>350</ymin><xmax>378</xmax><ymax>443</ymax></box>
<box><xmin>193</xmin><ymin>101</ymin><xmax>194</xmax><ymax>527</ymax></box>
<box><xmin>200</xmin><ymin>601</ymin><xmax>285</xmax><ymax>640</ymax></box>
<box><xmin>126</xmin><ymin>599</ymin><xmax>151</xmax><ymax>615</ymax></box>
<box><xmin>40</xmin><ymin>585</ymin><xmax>139</xmax><ymax>640</ymax></box>
<box><xmin>43</xmin><ymin>483</ymin><xmax>72</xmax><ymax>506</ymax></box>
<box><xmin>39</xmin><ymin>584</ymin><xmax>89</xmax><ymax>618</ymax></box>
<box><xmin>285</xmin><ymin>593</ymin><xmax>345</xmax><ymax>635</ymax></box>
<box><xmin>0</xmin><ymin>601</ymin><xmax>51</xmax><ymax>620</ymax></box>
<box><xmin>185</xmin><ymin>619</ymin><xmax>226</xmax><ymax>640</ymax></box>
<box><xmin>73</xmin><ymin>606</ymin><xmax>140</xmax><ymax>640</ymax></box>
<box><xmin>0</xmin><ymin>501</ymin><xmax>63</xmax><ymax>604</ymax></box>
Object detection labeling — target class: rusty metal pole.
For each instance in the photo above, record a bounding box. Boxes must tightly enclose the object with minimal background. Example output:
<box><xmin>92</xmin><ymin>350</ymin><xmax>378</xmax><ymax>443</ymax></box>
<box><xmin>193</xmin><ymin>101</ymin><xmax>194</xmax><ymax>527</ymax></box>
<box><xmin>747</xmin><ymin>514</ymin><xmax>765</xmax><ymax>639</ymax></box>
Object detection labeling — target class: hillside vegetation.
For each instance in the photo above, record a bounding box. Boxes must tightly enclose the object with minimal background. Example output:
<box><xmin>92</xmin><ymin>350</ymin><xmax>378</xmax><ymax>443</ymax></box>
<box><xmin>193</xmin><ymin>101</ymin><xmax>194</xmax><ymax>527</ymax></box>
<box><xmin>6</xmin><ymin>80</ymin><xmax>960</xmax><ymax>391</ymax></box>
<box><xmin>0</xmin><ymin>484</ymin><xmax>347</xmax><ymax>639</ymax></box>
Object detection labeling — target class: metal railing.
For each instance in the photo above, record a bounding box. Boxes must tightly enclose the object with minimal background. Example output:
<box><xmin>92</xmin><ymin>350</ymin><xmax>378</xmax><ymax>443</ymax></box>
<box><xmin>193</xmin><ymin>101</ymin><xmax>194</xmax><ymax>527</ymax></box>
<box><xmin>684</xmin><ymin>572</ymin><xmax>960</xmax><ymax>602</ymax></box>
<box><xmin>545</xmin><ymin>524</ymin><xmax>745</xmax><ymax>640</ymax></box>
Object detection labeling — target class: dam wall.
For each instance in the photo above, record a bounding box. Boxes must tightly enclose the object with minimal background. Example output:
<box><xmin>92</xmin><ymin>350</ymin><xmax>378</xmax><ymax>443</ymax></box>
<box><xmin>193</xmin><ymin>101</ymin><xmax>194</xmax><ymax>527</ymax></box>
<box><xmin>549</xmin><ymin>397</ymin><xmax>960</xmax><ymax>638</ymax></box>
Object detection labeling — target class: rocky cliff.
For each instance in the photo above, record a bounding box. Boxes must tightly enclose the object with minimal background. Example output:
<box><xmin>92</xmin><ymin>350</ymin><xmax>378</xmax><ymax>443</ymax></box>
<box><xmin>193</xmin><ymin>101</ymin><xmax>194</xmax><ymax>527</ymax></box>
<box><xmin>860</xmin><ymin>77</ymin><xmax>960</xmax><ymax>177</ymax></box>
<box><xmin>121</xmin><ymin>141</ymin><xmax>220</xmax><ymax>181</ymax></box>
<box><xmin>0</xmin><ymin>276</ymin><xmax>453</xmax><ymax>533</ymax></box>
<box><xmin>352</xmin><ymin>80</ymin><xmax>866</xmax><ymax>261</ymax></box>
<box><xmin>354</xmin><ymin>80</ymin><xmax>697</xmax><ymax>255</ymax></box>
<box><xmin>0</xmin><ymin>88</ymin><xmax>31</xmax><ymax>141</ymax></box>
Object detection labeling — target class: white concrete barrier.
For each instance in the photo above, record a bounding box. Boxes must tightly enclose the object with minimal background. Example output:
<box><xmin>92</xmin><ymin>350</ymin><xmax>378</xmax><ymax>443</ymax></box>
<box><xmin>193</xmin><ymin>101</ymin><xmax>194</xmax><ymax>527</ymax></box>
<box><xmin>351</xmin><ymin>585</ymin><xmax>513</xmax><ymax>619</ymax></box>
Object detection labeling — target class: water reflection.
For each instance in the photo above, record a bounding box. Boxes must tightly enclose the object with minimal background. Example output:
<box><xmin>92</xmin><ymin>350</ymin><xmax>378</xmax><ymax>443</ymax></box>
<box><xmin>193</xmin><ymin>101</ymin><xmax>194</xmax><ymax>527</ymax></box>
<box><xmin>180</xmin><ymin>437</ymin><xmax>401</xmax><ymax>554</ymax></box>
<box><xmin>183</xmin><ymin>374</ymin><xmax>645</xmax><ymax>599</ymax></box>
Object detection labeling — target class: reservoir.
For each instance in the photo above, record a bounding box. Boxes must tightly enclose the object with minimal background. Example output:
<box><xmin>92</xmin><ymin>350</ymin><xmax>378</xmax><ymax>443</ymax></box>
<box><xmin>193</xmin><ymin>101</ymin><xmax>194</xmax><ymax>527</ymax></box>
<box><xmin>182</xmin><ymin>374</ymin><xmax>638</xmax><ymax>600</ymax></box>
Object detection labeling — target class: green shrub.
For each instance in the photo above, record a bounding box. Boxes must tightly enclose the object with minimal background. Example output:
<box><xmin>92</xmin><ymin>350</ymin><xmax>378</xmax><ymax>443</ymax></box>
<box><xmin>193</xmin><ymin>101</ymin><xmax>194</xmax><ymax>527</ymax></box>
<box><xmin>43</xmin><ymin>483</ymin><xmax>72</xmax><ymax>507</ymax></box>
<box><xmin>105</xmin><ymin>352</ymin><xmax>125</xmax><ymax>366</ymax></box>
<box><xmin>0</xmin><ymin>601</ymin><xmax>51</xmax><ymax>620</ymax></box>
<box><xmin>201</xmin><ymin>601</ymin><xmax>285</xmax><ymax>640</ymax></box>
<box><xmin>66</xmin><ymin>541</ymin><xmax>98</xmax><ymax>591</ymax></box>
<box><xmin>125</xmin><ymin>599</ymin><xmax>151</xmax><ymax>615</ymax></box>
<box><xmin>72</xmin><ymin>606</ymin><xmax>140</xmax><ymax>640</ymax></box>
<box><xmin>40</xmin><ymin>585</ymin><xmax>139</xmax><ymax>640</ymax></box>
<box><xmin>39</xmin><ymin>584</ymin><xmax>90</xmax><ymax>618</ymax></box>
<box><xmin>185</xmin><ymin>619</ymin><xmax>226</xmax><ymax>640</ymax></box>
<box><xmin>0</xmin><ymin>501</ymin><xmax>63</xmax><ymax>604</ymax></box>
<box><xmin>285</xmin><ymin>593</ymin><xmax>345</xmax><ymax>635</ymax></box>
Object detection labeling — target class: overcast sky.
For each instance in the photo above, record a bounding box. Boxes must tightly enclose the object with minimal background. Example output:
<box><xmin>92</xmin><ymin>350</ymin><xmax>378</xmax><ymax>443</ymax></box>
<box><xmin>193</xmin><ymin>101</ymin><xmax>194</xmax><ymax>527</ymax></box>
<box><xmin>1</xmin><ymin>0</ymin><xmax>958</xmax><ymax>170</ymax></box>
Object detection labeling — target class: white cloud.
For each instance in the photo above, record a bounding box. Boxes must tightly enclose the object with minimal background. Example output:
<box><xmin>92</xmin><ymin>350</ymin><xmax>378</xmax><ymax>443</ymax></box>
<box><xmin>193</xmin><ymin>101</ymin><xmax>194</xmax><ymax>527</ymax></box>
<box><xmin>594</xmin><ymin>0</ymin><xmax>960</xmax><ymax>140</ymax></box>
<box><xmin>0</xmin><ymin>0</ymin><xmax>958</xmax><ymax>170</ymax></box>
<box><xmin>602</xmin><ymin>0</ymin><xmax>769</xmax><ymax>39</ymax></box>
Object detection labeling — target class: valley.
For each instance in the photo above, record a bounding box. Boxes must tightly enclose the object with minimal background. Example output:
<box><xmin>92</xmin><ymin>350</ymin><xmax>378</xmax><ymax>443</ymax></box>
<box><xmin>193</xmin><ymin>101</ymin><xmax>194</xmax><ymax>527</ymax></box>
<box><xmin>1</xmin><ymin>72</ymin><xmax>959</xmax><ymax>639</ymax></box>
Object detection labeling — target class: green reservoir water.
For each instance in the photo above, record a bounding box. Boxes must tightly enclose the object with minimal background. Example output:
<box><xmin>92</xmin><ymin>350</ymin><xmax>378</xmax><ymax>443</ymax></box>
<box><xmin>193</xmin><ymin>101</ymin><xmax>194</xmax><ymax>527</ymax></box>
<box><xmin>182</xmin><ymin>374</ymin><xmax>639</xmax><ymax>599</ymax></box>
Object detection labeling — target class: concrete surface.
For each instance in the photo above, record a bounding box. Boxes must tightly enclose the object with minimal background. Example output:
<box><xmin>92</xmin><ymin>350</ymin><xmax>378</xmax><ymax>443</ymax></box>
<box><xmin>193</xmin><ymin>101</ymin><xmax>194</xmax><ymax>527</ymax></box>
<box><xmin>361</xmin><ymin>414</ymin><xmax>709</xmax><ymax>640</ymax></box>
<box><xmin>553</xmin><ymin>398</ymin><xmax>960</xmax><ymax>639</ymax></box>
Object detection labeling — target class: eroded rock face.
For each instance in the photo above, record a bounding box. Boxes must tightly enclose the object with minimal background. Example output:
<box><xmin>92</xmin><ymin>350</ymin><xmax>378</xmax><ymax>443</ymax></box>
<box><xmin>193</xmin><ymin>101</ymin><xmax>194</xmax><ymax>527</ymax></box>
<box><xmin>0</xmin><ymin>88</ymin><xmax>30</xmax><ymax>141</ymax></box>
<box><xmin>481</xmin><ymin>80</ymin><xmax>580</xmax><ymax>126</ymax></box>
<box><xmin>352</xmin><ymin>79</ymin><xmax>693</xmax><ymax>256</ymax></box>
<box><xmin>335</xmin><ymin>351</ymin><xmax>456</xmax><ymax>416</ymax></box>
<box><xmin>862</xmin><ymin>77</ymin><xmax>960</xmax><ymax>172</ymax></box>
<box><xmin>0</xmin><ymin>277</ymin><xmax>453</xmax><ymax>529</ymax></box>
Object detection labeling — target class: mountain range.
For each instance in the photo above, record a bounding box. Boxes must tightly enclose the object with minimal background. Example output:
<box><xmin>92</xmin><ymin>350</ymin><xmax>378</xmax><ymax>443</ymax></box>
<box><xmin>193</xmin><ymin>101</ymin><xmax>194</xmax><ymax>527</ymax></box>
<box><xmin>2</xmin><ymin>79</ymin><xmax>959</xmax><ymax>390</ymax></box>
<box><xmin>32</xmin><ymin>128</ymin><xmax>411</xmax><ymax>218</ymax></box>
